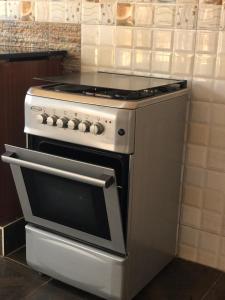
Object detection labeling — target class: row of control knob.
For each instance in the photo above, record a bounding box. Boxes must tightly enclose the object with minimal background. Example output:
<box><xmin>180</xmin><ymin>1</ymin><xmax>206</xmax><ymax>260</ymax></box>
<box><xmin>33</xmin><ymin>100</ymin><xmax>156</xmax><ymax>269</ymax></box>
<box><xmin>36</xmin><ymin>113</ymin><xmax>104</xmax><ymax>135</ymax></box>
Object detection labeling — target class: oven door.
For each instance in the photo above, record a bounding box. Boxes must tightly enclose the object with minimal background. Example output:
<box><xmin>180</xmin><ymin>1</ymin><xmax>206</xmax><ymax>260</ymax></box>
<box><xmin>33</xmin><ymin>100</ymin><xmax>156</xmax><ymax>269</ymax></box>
<box><xmin>2</xmin><ymin>144</ymin><xmax>125</xmax><ymax>255</ymax></box>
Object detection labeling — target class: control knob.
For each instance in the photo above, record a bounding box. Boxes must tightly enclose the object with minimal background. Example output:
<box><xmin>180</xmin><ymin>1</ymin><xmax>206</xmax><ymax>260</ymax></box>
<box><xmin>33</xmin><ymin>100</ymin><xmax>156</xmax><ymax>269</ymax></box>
<box><xmin>68</xmin><ymin>118</ymin><xmax>80</xmax><ymax>130</ymax></box>
<box><xmin>56</xmin><ymin>117</ymin><xmax>69</xmax><ymax>128</ymax></box>
<box><xmin>47</xmin><ymin>115</ymin><xmax>59</xmax><ymax>126</ymax></box>
<box><xmin>36</xmin><ymin>113</ymin><xmax>49</xmax><ymax>124</ymax></box>
<box><xmin>78</xmin><ymin>121</ymin><xmax>91</xmax><ymax>132</ymax></box>
<box><xmin>90</xmin><ymin>122</ymin><xmax>104</xmax><ymax>135</ymax></box>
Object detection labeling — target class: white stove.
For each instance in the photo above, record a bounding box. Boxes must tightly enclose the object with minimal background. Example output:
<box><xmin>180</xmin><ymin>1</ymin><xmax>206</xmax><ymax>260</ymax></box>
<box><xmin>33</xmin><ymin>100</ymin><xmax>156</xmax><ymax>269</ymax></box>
<box><xmin>2</xmin><ymin>72</ymin><xmax>189</xmax><ymax>299</ymax></box>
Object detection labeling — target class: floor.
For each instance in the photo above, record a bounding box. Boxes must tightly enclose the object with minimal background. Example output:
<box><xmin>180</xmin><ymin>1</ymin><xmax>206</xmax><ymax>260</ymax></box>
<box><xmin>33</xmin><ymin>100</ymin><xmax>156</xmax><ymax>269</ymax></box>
<box><xmin>1</xmin><ymin>247</ymin><xmax>225</xmax><ymax>300</ymax></box>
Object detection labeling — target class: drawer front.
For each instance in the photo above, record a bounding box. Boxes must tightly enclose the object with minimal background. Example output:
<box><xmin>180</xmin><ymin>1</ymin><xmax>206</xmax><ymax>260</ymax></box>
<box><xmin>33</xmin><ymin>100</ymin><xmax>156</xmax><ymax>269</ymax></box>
<box><xmin>26</xmin><ymin>225</ymin><xmax>127</xmax><ymax>300</ymax></box>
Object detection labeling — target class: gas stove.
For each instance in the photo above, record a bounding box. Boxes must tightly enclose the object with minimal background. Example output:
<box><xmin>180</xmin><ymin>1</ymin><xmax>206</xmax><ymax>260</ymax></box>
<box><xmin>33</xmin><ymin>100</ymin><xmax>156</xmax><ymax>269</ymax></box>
<box><xmin>2</xmin><ymin>72</ymin><xmax>189</xmax><ymax>300</ymax></box>
<box><xmin>25</xmin><ymin>72</ymin><xmax>188</xmax><ymax>153</ymax></box>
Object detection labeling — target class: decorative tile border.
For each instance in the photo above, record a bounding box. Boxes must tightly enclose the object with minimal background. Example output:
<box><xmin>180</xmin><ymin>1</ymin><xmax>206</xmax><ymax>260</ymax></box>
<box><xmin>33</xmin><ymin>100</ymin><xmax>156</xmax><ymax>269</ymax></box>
<box><xmin>0</xmin><ymin>0</ymin><xmax>222</xmax><ymax>27</ymax></box>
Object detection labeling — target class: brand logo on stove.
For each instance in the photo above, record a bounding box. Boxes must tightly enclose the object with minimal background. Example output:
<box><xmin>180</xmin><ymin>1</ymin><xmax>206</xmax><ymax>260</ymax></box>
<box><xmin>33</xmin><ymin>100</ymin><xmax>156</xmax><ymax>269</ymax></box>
<box><xmin>31</xmin><ymin>106</ymin><xmax>42</xmax><ymax>112</ymax></box>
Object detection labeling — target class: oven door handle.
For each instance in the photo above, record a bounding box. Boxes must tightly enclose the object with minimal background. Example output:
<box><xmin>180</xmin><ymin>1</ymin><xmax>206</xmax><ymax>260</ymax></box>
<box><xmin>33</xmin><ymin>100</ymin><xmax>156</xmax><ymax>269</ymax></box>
<box><xmin>2</xmin><ymin>151</ymin><xmax>114</xmax><ymax>189</ymax></box>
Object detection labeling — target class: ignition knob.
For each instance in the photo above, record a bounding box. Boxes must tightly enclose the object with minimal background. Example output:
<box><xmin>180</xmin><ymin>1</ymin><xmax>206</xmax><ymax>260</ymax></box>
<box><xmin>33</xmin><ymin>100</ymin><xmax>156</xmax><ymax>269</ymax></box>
<box><xmin>56</xmin><ymin>117</ymin><xmax>69</xmax><ymax>128</ymax></box>
<box><xmin>78</xmin><ymin>121</ymin><xmax>91</xmax><ymax>132</ymax></box>
<box><xmin>90</xmin><ymin>122</ymin><xmax>104</xmax><ymax>135</ymax></box>
<box><xmin>36</xmin><ymin>113</ymin><xmax>49</xmax><ymax>124</ymax></box>
<box><xmin>68</xmin><ymin>118</ymin><xmax>80</xmax><ymax>130</ymax></box>
<box><xmin>47</xmin><ymin>115</ymin><xmax>59</xmax><ymax>126</ymax></box>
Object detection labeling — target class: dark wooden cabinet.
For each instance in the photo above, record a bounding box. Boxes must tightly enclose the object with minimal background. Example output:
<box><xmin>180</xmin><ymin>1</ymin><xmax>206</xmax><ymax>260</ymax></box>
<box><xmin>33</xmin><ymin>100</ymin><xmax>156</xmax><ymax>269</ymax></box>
<box><xmin>0</xmin><ymin>57</ymin><xmax>64</xmax><ymax>224</ymax></box>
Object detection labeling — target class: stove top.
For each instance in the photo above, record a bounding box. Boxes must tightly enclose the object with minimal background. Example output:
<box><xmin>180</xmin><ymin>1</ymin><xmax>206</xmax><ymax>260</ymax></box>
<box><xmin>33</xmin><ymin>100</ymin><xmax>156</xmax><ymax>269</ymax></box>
<box><xmin>36</xmin><ymin>72</ymin><xmax>187</xmax><ymax>101</ymax></box>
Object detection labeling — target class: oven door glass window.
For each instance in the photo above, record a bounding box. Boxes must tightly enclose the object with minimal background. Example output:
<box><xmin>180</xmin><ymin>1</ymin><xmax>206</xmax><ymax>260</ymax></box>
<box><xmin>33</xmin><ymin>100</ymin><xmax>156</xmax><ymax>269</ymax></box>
<box><xmin>22</xmin><ymin>168</ymin><xmax>111</xmax><ymax>240</ymax></box>
<box><xmin>2</xmin><ymin>144</ymin><xmax>125</xmax><ymax>255</ymax></box>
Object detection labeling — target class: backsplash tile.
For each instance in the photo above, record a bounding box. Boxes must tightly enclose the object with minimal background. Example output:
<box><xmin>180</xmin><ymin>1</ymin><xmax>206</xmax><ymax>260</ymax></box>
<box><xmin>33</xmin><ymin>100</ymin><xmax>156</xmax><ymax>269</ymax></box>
<box><xmin>65</xmin><ymin>0</ymin><xmax>81</xmax><ymax>23</ymax></box>
<box><xmin>115</xmin><ymin>47</ymin><xmax>133</xmax><ymax>69</ymax></box>
<box><xmin>82</xmin><ymin>0</ymin><xmax>101</xmax><ymax>24</ymax></box>
<box><xmin>197</xmin><ymin>4</ymin><xmax>221</xmax><ymax>29</ymax></box>
<box><xmin>35</xmin><ymin>0</ymin><xmax>49</xmax><ymax>22</ymax></box>
<box><xmin>133</xmin><ymin>49</ymin><xmax>151</xmax><ymax>71</ymax></box>
<box><xmin>193</xmin><ymin>54</ymin><xmax>216</xmax><ymax>77</ymax></box>
<box><xmin>152</xmin><ymin>29</ymin><xmax>173</xmax><ymax>51</ymax></box>
<box><xmin>49</xmin><ymin>0</ymin><xmax>65</xmax><ymax>23</ymax></box>
<box><xmin>175</xmin><ymin>4</ymin><xmax>198</xmax><ymax>29</ymax></box>
<box><xmin>100</xmin><ymin>0</ymin><xmax>116</xmax><ymax>25</ymax></box>
<box><xmin>135</xmin><ymin>4</ymin><xmax>153</xmax><ymax>26</ymax></box>
<box><xmin>20</xmin><ymin>0</ymin><xmax>35</xmax><ymax>21</ymax></box>
<box><xmin>115</xmin><ymin>26</ymin><xmax>133</xmax><ymax>46</ymax></box>
<box><xmin>116</xmin><ymin>2</ymin><xmax>134</xmax><ymax>26</ymax></box>
<box><xmin>151</xmin><ymin>51</ymin><xmax>172</xmax><ymax>74</ymax></box>
<box><xmin>7</xmin><ymin>0</ymin><xmax>20</xmax><ymax>20</ymax></box>
<box><xmin>153</xmin><ymin>4</ymin><xmax>175</xmax><ymax>27</ymax></box>
<box><xmin>195</xmin><ymin>31</ymin><xmax>218</xmax><ymax>53</ymax></box>
<box><xmin>0</xmin><ymin>1</ymin><xmax>7</xmax><ymax>20</ymax></box>
<box><xmin>133</xmin><ymin>28</ymin><xmax>152</xmax><ymax>49</ymax></box>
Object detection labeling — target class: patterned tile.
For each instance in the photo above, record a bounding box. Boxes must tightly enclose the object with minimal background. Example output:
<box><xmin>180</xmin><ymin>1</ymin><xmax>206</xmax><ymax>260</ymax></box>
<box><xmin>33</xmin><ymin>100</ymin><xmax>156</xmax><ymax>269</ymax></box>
<box><xmin>153</xmin><ymin>4</ymin><xmax>175</xmax><ymax>27</ymax></box>
<box><xmin>199</xmin><ymin>0</ymin><xmax>222</xmax><ymax>4</ymax></box>
<box><xmin>65</xmin><ymin>0</ymin><xmax>81</xmax><ymax>23</ymax></box>
<box><xmin>82</xmin><ymin>0</ymin><xmax>101</xmax><ymax>24</ymax></box>
<box><xmin>35</xmin><ymin>0</ymin><xmax>49</xmax><ymax>22</ymax></box>
<box><xmin>0</xmin><ymin>20</ymin><xmax>12</xmax><ymax>45</ymax></box>
<box><xmin>220</xmin><ymin>3</ymin><xmax>225</xmax><ymax>29</ymax></box>
<box><xmin>197</xmin><ymin>5</ymin><xmax>221</xmax><ymax>29</ymax></box>
<box><xmin>7</xmin><ymin>1</ymin><xmax>20</xmax><ymax>20</ymax></box>
<box><xmin>175</xmin><ymin>5</ymin><xmax>198</xmax><ymax>29</ymax></box>
<box><xmin>0</xmin><ymin>1</ymin><xmax>7</xmax><ymax>20</ymax></box>
<box><xmin>116</xmin><ymin>3</ymin><xmax>135</xmax><ymax>26</ymax></box>
<box><xmin>49</xmin><ymin>0</ymin><xmax>65</xmax><ymax>23</ymax></box>
<box><xmin>100</xmin><ymin>0</ymin><xmax>116</xmax><ymax>25</ymax></box>
<box><xmin>48</xmin><ymin>22</ymin><xmax>80</xmax><ymax>45</ymax></box>
<box><xmin>195</xmin><ymin>30</ymin><xmax>218</xmax><ymax>54</ymax></box>
<box><xmin>9</xmin><ymin>21</ymin><xmax>49</xmax><ymax>48</ymax></box>
<box><xmin>20</xmin><ymin>0</ymin><xmax>35</xmax><ymax>21</ymax></box>
<box><xmin>48</xmin><ymin>23</ymin><xmax>81</xmax><ymax>70</ymax></box>
<box><xmin>174</xmin><ymin>29</ymin><xmax>196</xmax><ymax>52</ymax></box>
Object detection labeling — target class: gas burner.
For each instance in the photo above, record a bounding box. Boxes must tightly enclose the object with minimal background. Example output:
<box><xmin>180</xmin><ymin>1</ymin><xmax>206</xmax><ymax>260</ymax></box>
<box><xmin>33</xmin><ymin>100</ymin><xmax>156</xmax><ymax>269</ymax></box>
<box><xmin>43</xmin><ymin>80</ymin><xmax>187</xmax><ymax>101</ymax></box>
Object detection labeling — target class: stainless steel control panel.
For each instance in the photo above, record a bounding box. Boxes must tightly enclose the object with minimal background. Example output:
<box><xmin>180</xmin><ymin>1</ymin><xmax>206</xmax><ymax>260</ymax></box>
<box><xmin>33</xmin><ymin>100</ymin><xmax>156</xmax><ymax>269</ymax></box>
<box><xmin>24</xmin><ymin>95</ymin><xmax>135</xmax><ymax>154</ymax></box>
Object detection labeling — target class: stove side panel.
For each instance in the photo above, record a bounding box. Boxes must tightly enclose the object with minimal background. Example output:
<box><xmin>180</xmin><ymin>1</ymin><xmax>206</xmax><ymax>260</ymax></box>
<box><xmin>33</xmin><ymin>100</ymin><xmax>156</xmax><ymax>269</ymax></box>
<box><xmin>126</xmin><ymin>93</ymin><xmax>189</xmax><ymax>299</ymax></box>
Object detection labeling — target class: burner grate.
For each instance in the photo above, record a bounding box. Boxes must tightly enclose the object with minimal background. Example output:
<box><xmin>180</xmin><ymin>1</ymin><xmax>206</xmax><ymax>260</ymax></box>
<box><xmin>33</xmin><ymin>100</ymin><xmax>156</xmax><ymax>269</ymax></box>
<box><xmin>43</xmin><ymin>82</ymin><xmax>186</xmax><ymax>101</ymax></box>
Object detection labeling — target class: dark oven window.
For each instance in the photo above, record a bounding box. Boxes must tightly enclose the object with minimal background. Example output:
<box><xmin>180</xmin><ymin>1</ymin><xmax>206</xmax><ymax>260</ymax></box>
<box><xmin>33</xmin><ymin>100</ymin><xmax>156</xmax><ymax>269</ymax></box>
<box><xmin>28</xmin><ymin>135</ymin><xmax>130</xmax><ymax>239</ymax></box>
<box><xmin>21</xmin><ymin>167</ymin><xmax>111</xmax><ymax>240</ymax></box>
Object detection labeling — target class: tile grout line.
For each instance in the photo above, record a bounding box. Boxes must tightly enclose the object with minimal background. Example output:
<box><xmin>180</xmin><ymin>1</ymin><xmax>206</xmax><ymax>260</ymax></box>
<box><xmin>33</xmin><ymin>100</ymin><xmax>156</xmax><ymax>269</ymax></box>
<box><xmin>201</xmin><ymin>272</ymin><xmax>224</xmax><ymax>300</ymax></box>
<box><xmin>6</xmin><ymin>244</ymin><xmax>26</xmax><ymax>257</ymax></box>
<box><xmin>24</xmin><ymin>278</ymin><xmax>53</xmax><ymax>299</ymax></box>
<box><xmin>4</xmin><ymin>255</ymin><xmax>31</xmax><ymax>269</ymax></box>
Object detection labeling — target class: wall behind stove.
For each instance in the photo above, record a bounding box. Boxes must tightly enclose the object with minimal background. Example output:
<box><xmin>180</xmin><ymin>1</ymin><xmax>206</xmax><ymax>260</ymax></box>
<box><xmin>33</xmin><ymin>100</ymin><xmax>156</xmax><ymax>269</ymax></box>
<box><xmin>1</xmin><ymin>0</ymin><xmax>225</xmax><ymax>271</ymax></box>
<box><xmin>0</xmin><ymin>3</ymin><xmax>81</xmax><ymax>71</ymax></box>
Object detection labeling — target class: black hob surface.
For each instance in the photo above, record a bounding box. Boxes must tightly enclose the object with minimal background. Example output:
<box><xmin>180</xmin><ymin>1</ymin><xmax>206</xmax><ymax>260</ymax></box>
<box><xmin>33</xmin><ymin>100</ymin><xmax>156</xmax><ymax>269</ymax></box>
<box><xmin>37</xmin><ymin>72</ymin><xmax>187</xmax><ymax>101</ymax></box>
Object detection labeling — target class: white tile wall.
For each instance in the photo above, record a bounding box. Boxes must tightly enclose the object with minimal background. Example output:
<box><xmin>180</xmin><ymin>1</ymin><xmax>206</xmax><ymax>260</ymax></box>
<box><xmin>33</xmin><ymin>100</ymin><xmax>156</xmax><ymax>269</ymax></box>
<box><xmin>79</xmin><ymin>1</ymin><xmax>225</xmax><ymax>271</ymax></box>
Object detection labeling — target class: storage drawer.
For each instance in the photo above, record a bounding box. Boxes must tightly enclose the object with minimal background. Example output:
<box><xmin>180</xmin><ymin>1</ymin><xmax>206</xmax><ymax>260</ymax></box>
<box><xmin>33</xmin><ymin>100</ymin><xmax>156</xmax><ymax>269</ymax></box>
<box><xmin>26</xmin><ymin>225</ymin><xmax>127</xmax><ymax>300</ymax></box>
